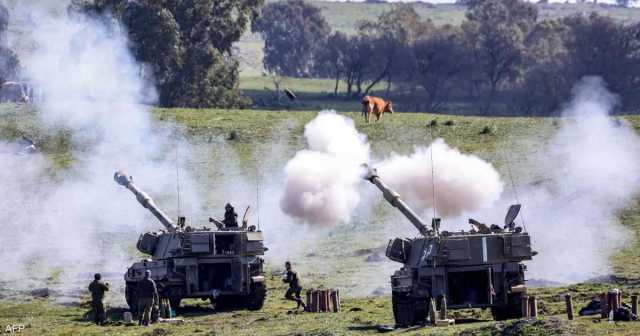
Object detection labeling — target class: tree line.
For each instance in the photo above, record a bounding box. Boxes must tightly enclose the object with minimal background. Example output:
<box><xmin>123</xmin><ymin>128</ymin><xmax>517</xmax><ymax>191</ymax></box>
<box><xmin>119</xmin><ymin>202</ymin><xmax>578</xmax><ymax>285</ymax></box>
<box><xmin>72</xmin><ymin>0</ymin><xmax>263</xmax><ymax>109</ymax></box>
<box><xmin>254</xmin><ymin>0</ymin><xmax>640</xmax><ymax>115</ymax></box>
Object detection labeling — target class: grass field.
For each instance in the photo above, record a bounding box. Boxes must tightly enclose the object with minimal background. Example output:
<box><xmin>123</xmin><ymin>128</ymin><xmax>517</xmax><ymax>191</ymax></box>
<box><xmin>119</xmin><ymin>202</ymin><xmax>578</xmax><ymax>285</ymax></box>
<box><xmin>3</xmin><ymin>2</ymin><xmax>640</xmax><ymax>334</ymax></box>
<box><xmin>1</xmin><ymin>101</ymin><xmax>639</xmax><ymax>335</ymax></box>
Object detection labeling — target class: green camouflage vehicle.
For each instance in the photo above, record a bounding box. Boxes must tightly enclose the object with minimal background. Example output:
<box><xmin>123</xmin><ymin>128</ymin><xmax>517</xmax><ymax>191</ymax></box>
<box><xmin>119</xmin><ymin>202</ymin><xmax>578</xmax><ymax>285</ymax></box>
<box><xmin>364</xmin><ymin>167</ymin><xmax>536</xmax><ymax>326</ymax></box>
<box><xmin>114</xmin><ymin>171</ymin><xmax>267</xmax><ymax>313</ymax></box>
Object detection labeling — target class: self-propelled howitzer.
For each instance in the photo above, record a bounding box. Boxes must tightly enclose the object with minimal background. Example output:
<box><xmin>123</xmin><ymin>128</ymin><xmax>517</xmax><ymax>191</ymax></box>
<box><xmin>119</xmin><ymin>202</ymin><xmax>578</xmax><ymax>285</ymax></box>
<box><xmin>114</xmin><ymin>171</ymin><xmax>267</xmax><ymax>314</ymax></box>
<box><xmin>364</xmin><ymin>167</ymin><xmax>536</xmax><ymax>326</ymax></box>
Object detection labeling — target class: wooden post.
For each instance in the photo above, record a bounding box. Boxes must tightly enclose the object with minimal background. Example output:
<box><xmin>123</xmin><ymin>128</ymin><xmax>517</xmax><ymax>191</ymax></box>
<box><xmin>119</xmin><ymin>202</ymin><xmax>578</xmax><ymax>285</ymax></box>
<box><xmin>306</xmin><ymin>290</ymin><xmax>312</xmax><ymax>312</ymax></box>
<box><xmin>439</xmin><ymin>296</ymin><xmax>448</xmax><ymax>320</ymax></box>
<box><xmin>318</xmin><ymin>289</ymin><xmax>326</xmax><ymax>312</ymax></box>
<box><xmin>529</xmin><ymin>296</ymin><xmax>538</xmax><ymax>318</ymax></box>
<box><xmin>324</xmin><ymin>290</ymin><xmax>331</xmax><ymax>312</ymax></box>
<box><xmin>631</xmin><ymin>295</ymin><xmax>638</xmax><ymax>316</ymax></box>
<box><xmin>428</xmin><ymin>298</ymin><xmax>437</xmax><ymax>325</ymax></box>
<box><xmin>616</xmin><ymin>290</ymin><xmax>621</xmax><ymax>310</ymax></box>
<box><xmin>330</xmin><ymin>289</ymin><xmax>341</xmax><ymax>313</ymax></box>
<box><xmin>311</xmin><ymin>289</ymin><xmax>320</xmax><ymax>313</ymax></box>
<box><xmin>609</xmin><ymin>289</ymin><xmax>621</xmax><ymax>313</ymax></box>
<box><xmin>565</xmin><ymin>294</ymin><xmax>574</xmax><ymax>321</ymax></box>
<box><xmin>600</xmin><ymin>293</ymin><xmax>609</xmax><ymax>319</ymax></box>
<box><xmin>521</xmin><ymin>295</ymin><xmax>530</xmax><ymax>318</ymax></box>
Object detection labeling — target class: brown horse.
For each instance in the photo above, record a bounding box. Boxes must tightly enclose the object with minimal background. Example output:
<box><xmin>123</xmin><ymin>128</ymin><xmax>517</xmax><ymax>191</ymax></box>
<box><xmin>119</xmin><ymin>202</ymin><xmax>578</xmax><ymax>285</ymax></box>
<box><xmin>361</xmin><ymin>95</ymin><xmax>393</xmax><ymax>123</ymax></box>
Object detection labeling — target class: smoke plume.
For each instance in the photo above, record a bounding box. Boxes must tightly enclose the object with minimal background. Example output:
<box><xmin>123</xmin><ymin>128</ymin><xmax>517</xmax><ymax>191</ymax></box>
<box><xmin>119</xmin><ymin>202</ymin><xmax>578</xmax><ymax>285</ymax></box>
<box><xmin>376</xmin><ymin>139</ymin><xmax>504</xmax><ymax>218</ymax></box>
<box><xmin>280</xmin><ymin>111</ymin><xmax>370</xmax><ymax>226</ymax></box>
<box><xmin>0</xmin><ymin>7</ymin><xmax>200</xmax><ymax>299</ymax></box>
<box><xmin>520</xmin><ymin>77</ymin><xmax>640</xmax><ymax>282</ymax></box>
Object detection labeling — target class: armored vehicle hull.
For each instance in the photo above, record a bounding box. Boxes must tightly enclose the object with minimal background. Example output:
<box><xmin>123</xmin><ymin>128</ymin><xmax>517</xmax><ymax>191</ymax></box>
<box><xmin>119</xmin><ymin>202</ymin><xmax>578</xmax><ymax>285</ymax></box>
<box><xmin>114</xmin><ymin>171</ymin><xmax>267</xmax><ymax>314</ymax></box>
<box><xmin>364</xmin><ymin>167</ymin><xmax>536</xmax><ymax>326</ymax></box>
<box><xmin>387</xmin><ymin>233</ymin><xmax>532</xmax><ymax>325</ymax></box>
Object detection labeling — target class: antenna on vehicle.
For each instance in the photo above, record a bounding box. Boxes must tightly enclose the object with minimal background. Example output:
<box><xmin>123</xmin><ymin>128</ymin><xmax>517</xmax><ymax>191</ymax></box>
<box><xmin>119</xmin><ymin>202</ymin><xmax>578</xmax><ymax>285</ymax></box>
<box><xmin>175</xmin><ymin>131</ymin><xmax>182</xmax><ymax>219</ymax></box>
<box><xmin>256</xmin><ymin>164</ymin><xmax>261</xmax><ymax>231</ymax></box>
<box><xmin>502</xmin><ymin>146</ymin><xmax>526</xmax><ymax>232</ymax></box>
<box><xmin>429</xmin><ymin>122</ymin><xmax>440</xmax><ymax>234</ymax></box>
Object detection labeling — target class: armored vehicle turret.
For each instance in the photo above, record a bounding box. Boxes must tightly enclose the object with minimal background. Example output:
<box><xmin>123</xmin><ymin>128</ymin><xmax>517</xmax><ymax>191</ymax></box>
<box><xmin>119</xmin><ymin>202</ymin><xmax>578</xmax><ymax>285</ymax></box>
<box><xmin>114</xmin><ymin>171</ymin><xmax>267</xmax><ymax>313</ymax></box>
<box><xmin>364</xmin><ymin>167</ymin><xmax>536</xmax><ymax>326</ymax></box>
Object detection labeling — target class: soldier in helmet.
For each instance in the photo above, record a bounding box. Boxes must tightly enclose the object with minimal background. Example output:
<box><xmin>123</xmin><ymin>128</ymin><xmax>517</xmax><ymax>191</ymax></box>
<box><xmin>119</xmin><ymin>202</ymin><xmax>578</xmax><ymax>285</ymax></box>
<box><xmin>282</xmin><ymin>261</ymin><xmax>306</xmax><ymax>310</ymax></box>
<box><xmin>137</xmin><ymin>270</ymin><xmax>158</xmax><ymax>326</ymax></box>
<box><xmin>88</xmin><ymin>273</ymin><xmax>109</xmax><ymax>325</ymax></box>
<box><xmin>223</xmin><ymin>203</ymin><xmax>238</xmax><ymax>228</ymax></box>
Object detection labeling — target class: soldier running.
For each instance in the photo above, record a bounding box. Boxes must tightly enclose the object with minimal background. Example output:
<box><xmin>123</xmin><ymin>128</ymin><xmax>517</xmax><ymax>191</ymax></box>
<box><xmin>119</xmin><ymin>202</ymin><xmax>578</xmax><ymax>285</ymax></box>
<box><xmin>223</xmin><ymin>203</ymin><xmax>238</xmax><ymax>228</ymax></box>
<box><xmin>137</xmin><ymin>270</ymin><xmax>159</xmax><ymax>326</ymax></box>
<box><xmin>282</xmin><ymin>261</ymin><xmax>306</xmax><ymax>310</ymax></box>
<box><xmin>88</xmin><ymin>273</ymin><xmax>109</xmax><ymax>325</ymax></box>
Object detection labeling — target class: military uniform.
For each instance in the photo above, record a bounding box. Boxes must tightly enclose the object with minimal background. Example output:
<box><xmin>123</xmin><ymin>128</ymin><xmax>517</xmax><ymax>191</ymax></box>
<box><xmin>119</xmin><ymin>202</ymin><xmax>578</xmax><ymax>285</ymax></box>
<box><xmin>283</xmin><ymin>267</ymin><xmax>306</xmax><ymax>310</ymax></box>
<box><xmin>88</xmin><ymin>279</ymin><xmax>109</xmax><ymax>325</ymax></box>
<box><xmin>137</xmin><ymin>275</ymin><xmax>158</xmax><ymax>326</ymax></box>
<box><xmin>223</xmin><ymin>204</ymin><xmax>238</xmax><ymax>228</ymax></box>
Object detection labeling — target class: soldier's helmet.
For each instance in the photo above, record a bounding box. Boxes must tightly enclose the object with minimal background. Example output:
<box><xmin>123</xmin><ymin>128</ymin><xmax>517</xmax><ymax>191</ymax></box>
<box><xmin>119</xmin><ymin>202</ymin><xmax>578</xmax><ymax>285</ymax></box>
<box><xmin>144</xmin><ymin>270</ymin><xmax>151</xmax><ymax>278</ymax></box>
<box><xmin>225</xmin><ymin>203</ymin><xmax>232</xmax><ymax>210</ymax></box>
<box><xmin>94</xmin><ymin>273</ymin><xmax>101</xmax><ymax>280</ymax></box>
<box><xmin>285</xmin><ymin>261</ymin><xmax>291</xmax><ymax>269</ymax></box>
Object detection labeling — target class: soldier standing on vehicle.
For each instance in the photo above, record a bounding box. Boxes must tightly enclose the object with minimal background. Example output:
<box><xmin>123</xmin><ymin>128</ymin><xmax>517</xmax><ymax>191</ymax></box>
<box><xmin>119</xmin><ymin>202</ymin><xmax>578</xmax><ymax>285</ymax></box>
<box><xmin>88</xmin><ymin>273</ymin><xmax>109</xmax><ymax>325</ymax></box>
<box><xmin>282</xmin><ymin>261</ymin><xmax>306</xmax><ymax>310</ymax></box>
<box><xmin>223</xmin><ymin>203</ymin><xmax>238</xmax><ymax>228</ymax></box>
<box><xmin>137</xmin><ymin>270</ymin><xmax>158</xmax><ymax>326</ymax></box>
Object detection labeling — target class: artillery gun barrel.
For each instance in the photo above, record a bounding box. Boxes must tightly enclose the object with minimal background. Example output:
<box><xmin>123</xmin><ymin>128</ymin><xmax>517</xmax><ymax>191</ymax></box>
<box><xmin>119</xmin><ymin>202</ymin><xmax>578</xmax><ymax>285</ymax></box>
<box><xmin>114</xmin><ymin>171</ymin><xmax>177</xmax><ymax>233</ymax></box>
<box><xmin>363</xmin><ymin>166</ymin><xmax>429</xmax><ymax>236</ymax></box>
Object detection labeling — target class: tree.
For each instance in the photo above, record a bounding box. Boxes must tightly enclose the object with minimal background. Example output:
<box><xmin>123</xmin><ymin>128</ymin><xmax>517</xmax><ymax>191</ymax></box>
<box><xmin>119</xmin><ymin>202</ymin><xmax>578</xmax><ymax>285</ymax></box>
<box><xmin>514</xmin><ymin>19</ymin><xmax>571</xmax><ymax>115</ymax></box>
<box><xmin>461</xmin><ymin>0</ymin><xmax>538</xmax><ymax>111</ymax></box>
<box><xmin>72</xmin><ymin>0</ymin><xmax>262</xmax><ymax>108</ymax></box>
<box><xmin>252</xmin><ymin>0</ymin><xmax>330</xmax><ymax>77</ymax></box>
<box><xmin>357</xmin><ymin>4</ymin><xmax>431</xmax><ymax>96</ymax></box>
<box><xmin>315</xmin><ymin>31</ymin><xmax>349</xmax><ymax>95</ymax></box>
<box><xmin>412</xmin><ymin>26</ymin><xmax>468</xmax><ymax>112</ymax></box>
<box><xmin>616</xmin><ymin>0</ymin><xmax>636</xmax><ymax>7</ymax></box>
<box><xmin>0</xmin><ymin>2</ymin><xmax>20</xmax><ymax>85</ymax></box>
<box><xmin>342</xmin><ymin>34</ymin><xmax>376</xmax><ymax>97</ymax></box>
<box><xmin>562</xmin><ymin>13</ymin><xmax>640</xmax><ymax>107</ymax></box>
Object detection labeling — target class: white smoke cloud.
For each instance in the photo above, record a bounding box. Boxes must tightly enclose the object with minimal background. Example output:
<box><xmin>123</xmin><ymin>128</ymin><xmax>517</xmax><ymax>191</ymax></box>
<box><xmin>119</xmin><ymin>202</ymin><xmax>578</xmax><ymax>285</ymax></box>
<box><xmin>0</xmin><ymin>7</ymin><xmax>200</xmax><ymax>299</ymax></box>
<box><xmin>520</xmin><ymin>77</ymin><xmax>640</xmax><ymax>283</ymax></box>
<box><xmin>280</xmin><ymin>111</ymin><xmax>370</xmax><ymax>226</ymax></box>
<box><xmin>376</xmin><ymin>139</ymin><xmax>504</xmax><ymax>218</ymax></box>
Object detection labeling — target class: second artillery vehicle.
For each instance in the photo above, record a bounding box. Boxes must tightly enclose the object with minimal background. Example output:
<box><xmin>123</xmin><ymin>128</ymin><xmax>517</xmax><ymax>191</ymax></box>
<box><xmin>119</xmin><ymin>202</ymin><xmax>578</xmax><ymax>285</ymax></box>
<box><xmin>114</xmin><ymin>171</ymin><xmax>267</xmax><ymax>313</ymax></box>
<box><xmin>364</xmin><ymin>167</ymin><xmax>536</xmax><ymax>326</ymax></box>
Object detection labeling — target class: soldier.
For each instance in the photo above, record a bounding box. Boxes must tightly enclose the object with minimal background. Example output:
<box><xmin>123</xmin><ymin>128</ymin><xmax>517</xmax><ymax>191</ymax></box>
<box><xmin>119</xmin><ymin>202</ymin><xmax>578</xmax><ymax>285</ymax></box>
<box><xmin>223</xmin><ymin>203</ymin><xmax>238</xmax><ymax>228</ymax></box>
<box><xmin>137</xmin><ymin>270</ymin><xmax>159</xmax><ymax>326</ymax></box>
<box><xmin>282</xmin><ymin>261</ymin><xmax>306</xmax><ymax>310</ymax></box>
<box><xmin>88</xmin><ymin>273</ymin><xmax>109</xmax><ymax>325</ymax></box>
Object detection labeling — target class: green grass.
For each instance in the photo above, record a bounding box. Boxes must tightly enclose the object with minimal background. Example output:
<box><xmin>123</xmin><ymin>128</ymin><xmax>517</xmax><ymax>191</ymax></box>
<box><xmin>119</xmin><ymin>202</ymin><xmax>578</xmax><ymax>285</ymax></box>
<box><xmin>1</xmin><ymin>283</ymin><xmax>639</xmax><ymax>336</ymax></box>
<box><xmin>2</xmin><ymin>104</ymin><xmax>640</xmax><ymax>335</ymax></box>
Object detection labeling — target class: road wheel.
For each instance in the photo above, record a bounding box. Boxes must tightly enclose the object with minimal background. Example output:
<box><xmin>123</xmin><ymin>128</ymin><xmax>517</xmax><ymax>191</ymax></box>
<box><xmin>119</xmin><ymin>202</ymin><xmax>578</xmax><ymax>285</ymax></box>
<box><xmin>492</xmin><ymin>292</ymin><xmax>523</xmax><ymax>321</ymax></box>
<box><xmin>164</xmin><ymin>286</ymin><xmax>182</xmax><ymax>312</ymax></box>
<box><xmin>392</xmin><ymin>292</ymin><xmax>427</xmax><ymax>327</ymax></box>
<box><xmin>245</xmin><ymin>282</ymin><xmax>267</xmax><ymax>310</ymax></box>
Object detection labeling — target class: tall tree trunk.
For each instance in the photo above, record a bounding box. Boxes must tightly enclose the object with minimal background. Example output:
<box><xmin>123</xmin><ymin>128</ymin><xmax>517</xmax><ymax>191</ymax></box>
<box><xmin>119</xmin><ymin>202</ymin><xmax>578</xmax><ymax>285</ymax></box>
<box><xmin>364</xmin><ymin>63</ymin><xmax>390</xmax><ymax>96</ymax></box>
<box><xmin>334</xmin><ymin>68</ymin><xmax>340</xmax><ymax>96</ymax></box>
<box><xmin>385</xmin><ymin>74</ymin><xmax>392</xmax><ymax>97</ymax></box>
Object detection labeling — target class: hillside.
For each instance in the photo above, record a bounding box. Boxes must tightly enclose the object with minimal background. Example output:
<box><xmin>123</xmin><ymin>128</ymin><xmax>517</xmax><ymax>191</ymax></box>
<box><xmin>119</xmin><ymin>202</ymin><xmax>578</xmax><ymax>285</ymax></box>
<box><xmin>0</xmin><ymin>103</ymin><xmax>639</xmax><ymax>335</ymax></box>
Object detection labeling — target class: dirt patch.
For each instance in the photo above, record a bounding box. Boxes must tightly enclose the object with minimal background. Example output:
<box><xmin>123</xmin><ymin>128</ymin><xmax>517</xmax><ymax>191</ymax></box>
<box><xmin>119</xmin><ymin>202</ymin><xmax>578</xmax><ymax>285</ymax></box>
<box><xmin>459</xmin><ymin>318</ymin><xmax>573</xmax><ymax>336</ymax></box>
